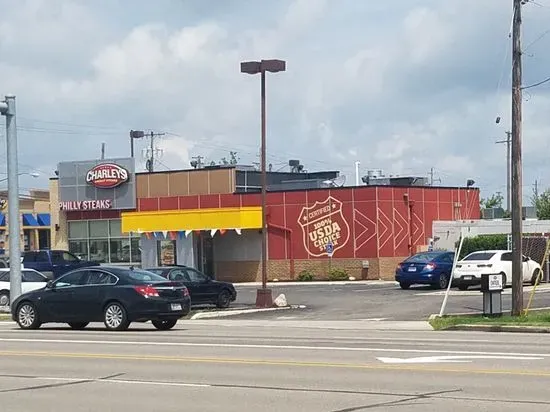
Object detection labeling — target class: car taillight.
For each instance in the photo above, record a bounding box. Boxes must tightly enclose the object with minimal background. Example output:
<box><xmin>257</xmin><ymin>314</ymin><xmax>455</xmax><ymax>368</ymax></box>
<box><xmin>396</xmin><ymin>264</ymin><xmax>402</xmax><ymax>271</ymax></box>
<box><xmin>134</xmin><ymin>285</ymin><xmax>159</xmax><ymax>297</ymax></box>
<box><xmin>182</xmin><ymin>287</ymin><xmax>189</xmax><ymax>297</ymax></box>
<box><xmin>426</xmin><ymin>263</ymin><xmax>437</xmax><ymax>271</ymax></box>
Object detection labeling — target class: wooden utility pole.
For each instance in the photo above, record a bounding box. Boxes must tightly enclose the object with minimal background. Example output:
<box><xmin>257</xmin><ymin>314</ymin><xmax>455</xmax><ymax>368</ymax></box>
<box><xmin>496</xmin><ymin>131</ymin><xmax>512</xmax><ymax>212</ymax></box>
<box><xmin>511</xmin><ymin>0</ymin><xmax>523</xmax><ymax>316</ymax></box>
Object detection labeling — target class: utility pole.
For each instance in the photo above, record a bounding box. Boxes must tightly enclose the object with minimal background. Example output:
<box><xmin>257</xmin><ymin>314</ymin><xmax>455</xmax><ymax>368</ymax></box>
<box><xmin>496</xmin><ymin>131</ymin><xmax>512</xmax><ymax>212</ymax></box>
<box><xmin>101</xmin><ymin>142</ymin><xmax>106</xmax><ymax>160</ymax></box>
<box><xmin>144</xmin><ymin>131</ymin><xmax>165</xmax><ymax>172</ymax></box>
<box><xmin>511</xmin><ymin>0</ymin><xmax>523</xmax><ymax>316</ymax></box>
<box><xmin>0</xmin><ymin>95</ymin><xmax>22</xmax><ymax>306</ymax></box>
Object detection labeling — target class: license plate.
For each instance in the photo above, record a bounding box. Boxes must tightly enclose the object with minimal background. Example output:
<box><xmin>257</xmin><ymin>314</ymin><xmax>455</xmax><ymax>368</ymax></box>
<box><xmin>408</xmin><ymin>266</ymin><xmax>417</xmax><ymax>272</ymax></box>
<box><xmin>171</xmin><ymin>303</ymin><xmax>182</xmax><ymax>311</ymax></box>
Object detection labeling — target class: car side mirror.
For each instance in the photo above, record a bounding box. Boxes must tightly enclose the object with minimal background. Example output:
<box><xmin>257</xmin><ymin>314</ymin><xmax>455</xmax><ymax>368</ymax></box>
<box><xmin>46</xmin><ymin>280</ymin><xmax>54</xmax><ymax>289</ymax></box>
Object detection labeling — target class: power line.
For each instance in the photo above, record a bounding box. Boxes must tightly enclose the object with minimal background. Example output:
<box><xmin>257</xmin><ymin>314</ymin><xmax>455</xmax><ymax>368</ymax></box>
<box><xmin>521</xmin><ymin>75</ymin><xmax>550</xmax><ymax>89</ymax></box>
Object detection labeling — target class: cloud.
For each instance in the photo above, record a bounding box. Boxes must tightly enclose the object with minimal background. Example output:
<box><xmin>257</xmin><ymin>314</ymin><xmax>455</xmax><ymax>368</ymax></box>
<box><xmin>0</xmin><ymin>0</ymin><xmax>549</xmax><ymax>201</ymax></box>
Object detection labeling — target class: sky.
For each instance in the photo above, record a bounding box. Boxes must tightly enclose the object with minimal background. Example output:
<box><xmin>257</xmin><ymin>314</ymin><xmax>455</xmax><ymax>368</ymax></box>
<box><xmin>0</xmin><ymin>0</ymin><xmax>549</xmax><ymax>202</ymax></box>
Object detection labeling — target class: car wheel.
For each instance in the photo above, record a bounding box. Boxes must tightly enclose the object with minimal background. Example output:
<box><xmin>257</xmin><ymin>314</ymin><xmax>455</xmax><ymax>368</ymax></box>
<box><xmin>501</xmin><ymin>272</ymin><xmax>507</xmax><ymax>288</ymax></box>
<box><xmin>531</xmin><ymin>269</ymin><xmax>541</xmax><ymax>286</ymax></box>
<box><xmin>216</xmin><ymin>289</ymin><xmax>232</xmax><ymax>308</ymax></box>
<box><xmin>103</xmin><ymin>302</ymin><xmax>130</xmax><ymax>331</ymax></box>
<box><xmin>152</xmin><ymin>319</ymin><xmax>178</xmax><ymax>330</ymax></box>
<box><xmin>0</xmin><ymin>291</ymin><xmax>9</xmax><ymax>308</ymax></box>
<box><xmin>399</xmin><ymin>282</ymin><xmax>411</xmax><ymax>290</ymax></box>
<box><xmin>458</xmin><ymin>284</ymin><xmax>469</xmax><ymax>291</ymax></box>
<box><xmin>68</xmin><ymin>322</ymin><xmax>89</xmax><ymax>330</ymax></box>
<box><xmin>16</xmin><ymin>302</ymin><xmax>41</xmax><ymax>330</ymax></box>
<box><xmin>438</xmin><ymin>274</ymin><xmax>450</xmax><ymax>290</ymax></box>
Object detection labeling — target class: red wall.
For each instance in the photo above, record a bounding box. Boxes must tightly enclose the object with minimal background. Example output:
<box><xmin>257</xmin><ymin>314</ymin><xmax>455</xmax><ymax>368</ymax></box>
<box><xmin>136</xmin><ymin>186</ymin><xmax>480</xmax><ymax>259</ymax></box>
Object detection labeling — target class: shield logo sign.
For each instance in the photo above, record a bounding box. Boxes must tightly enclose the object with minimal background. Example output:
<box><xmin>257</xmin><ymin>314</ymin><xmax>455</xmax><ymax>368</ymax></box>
<box><xmin>298</xmin><ymin>196</ymin><xmax>351</xmax><ymax>257</ymax></box>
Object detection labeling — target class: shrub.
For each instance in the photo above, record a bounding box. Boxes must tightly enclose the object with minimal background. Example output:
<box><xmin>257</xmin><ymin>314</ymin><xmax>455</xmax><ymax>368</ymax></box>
<box><xmin>457</xmin><ymin>234</ymin><xmax>508</xmax><ymax>259</ymax></box>
<box><xmin>328</xmin><ymin>268</ymin><xmax>348</xmax><ymax>281</ymax></box>
<box><xmin>297</xmin><ymin>270</ymin><xmax>314</xmax><ymax>281</ymax></box>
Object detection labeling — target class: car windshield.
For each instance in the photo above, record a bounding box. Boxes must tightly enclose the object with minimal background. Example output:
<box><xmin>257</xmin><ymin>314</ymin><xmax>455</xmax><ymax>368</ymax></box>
<box><xmin>405</xmin><ymin>253</ymin><xmax>439</xmax><ymax>263</ymax></box>
<box><xmin>462</xmin><ymin>252</ymin><xmax>496</xmax><ymax>261</ymax></box>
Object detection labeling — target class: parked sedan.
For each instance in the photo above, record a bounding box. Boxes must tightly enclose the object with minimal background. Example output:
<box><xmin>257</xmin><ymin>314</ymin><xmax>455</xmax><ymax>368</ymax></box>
<box><xmin>146</xmin><ymin>266</ymin><xmax>237</xmax><ymax>308</ymax></box>
<box><xmin>395</xmin><ymin>251</ymin><xmax>455</xmax><ymax>290</ymax></box>
<box><xmin>11</xmin><ymin>266</ymin><xmax>190</xmax><ymax>331</ymax></box>
<box><xmin>453</xmin><ymin>250</ymin><xmax>542</xmax><ymax>290</ymax></box>
<box><xmin>0</xmin><ymin>268</ymin><xmax>49</xmax><ymax>308</ymax></box>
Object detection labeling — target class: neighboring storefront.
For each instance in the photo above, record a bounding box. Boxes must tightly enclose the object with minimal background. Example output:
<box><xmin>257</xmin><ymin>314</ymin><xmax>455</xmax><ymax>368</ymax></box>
<box><xmin>52</xmin><ymin>158</ymin><xmax>140</xmax><ymax>265</ymax></box>
<box><xmin>0</xmin><ymin>189</ymin><xmax>52</xmax><ymax>254</ymax></box>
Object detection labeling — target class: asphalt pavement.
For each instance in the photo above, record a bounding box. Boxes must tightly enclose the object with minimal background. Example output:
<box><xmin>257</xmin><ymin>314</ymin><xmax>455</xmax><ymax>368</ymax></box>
<box><xmin>232</xmin><ymin>282</ymin><xmax>550</xmax><ymax>320</ymax></box>
<box><xmin>1</xmin><ymin>320</ymin><xmax>550</xmax><ymax>411</ymax></box>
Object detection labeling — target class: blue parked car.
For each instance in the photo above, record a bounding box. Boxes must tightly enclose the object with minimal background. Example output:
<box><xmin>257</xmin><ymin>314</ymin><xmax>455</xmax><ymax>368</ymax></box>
<box><xmin>395</xmin><ymin>251</ymin><xmax>455</xmax><ymax>290</ymax></box>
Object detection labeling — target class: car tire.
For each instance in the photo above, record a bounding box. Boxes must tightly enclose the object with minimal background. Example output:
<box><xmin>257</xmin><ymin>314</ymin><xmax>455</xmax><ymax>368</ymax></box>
<box><xmin>0</xmin><ymin>291</ymin><xmax>9</xmax><ymax>308</ymax></box>
<box><xmin>16</xmin><ymin>302</ymin><xmax>41</xmax><ymax>330</ymax></box>
<box><xmin>216</xmin><ymin>289</ymin><xmax>232</xmax><ymax>308</ymax></box>
<box><xmin>399</xmin><ymin>282</ymin><xmax>411</xmax><ymax>290</ymax></box>
<box><xmin>68</xmin><ymin>322</ymin><xmax>89</xmax><ymax>330</ymax></box>
<box><xmin>103</xmin><ymin>302</ymin><xmax>130</xmax><ymax>331</ymax></box>
<box><xmin>458</xmin><ymin>284</ymin><xmax>469</xmax><ymax>291</ymax></box>
<box><xmin>152</xmin><ymin>319</ymin><xmax>178</xmax><ymax>330</ymax></box>
<box><xmin>501</xmin><ymin>272</ymin><xmax>507</xmax><ymax>288</ymax></box>
<box><xmin>531</xmin><ymin>269</ymin><xmax>541</xmax><ymax>286</ymax></box>
<box><xmin>438</xmin><ymin>274</ymin><xmax>450</xmax><ymax>290</ymax></box>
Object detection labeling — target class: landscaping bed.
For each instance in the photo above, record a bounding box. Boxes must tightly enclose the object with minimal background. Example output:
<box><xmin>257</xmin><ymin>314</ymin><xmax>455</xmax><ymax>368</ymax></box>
<box><xmin>431</xmin><ymin>310</ymin><xmax>550</xmax><ymax>330</ymax></box>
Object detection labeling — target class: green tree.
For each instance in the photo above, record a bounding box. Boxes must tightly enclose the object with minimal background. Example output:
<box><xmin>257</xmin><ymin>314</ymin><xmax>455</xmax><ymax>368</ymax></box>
<box><xmin>532</xmin><ymin>188</ymin><xmax>550</xmax><ymax>219</ymax></box>
<box><xmin>480</xmin><ymin>192</ymin><xmax>504</xmax><ymax>209</ymax></box>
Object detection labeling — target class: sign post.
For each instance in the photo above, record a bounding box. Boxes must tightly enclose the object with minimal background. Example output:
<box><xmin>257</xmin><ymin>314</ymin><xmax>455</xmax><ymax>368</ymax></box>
<box><xmin>326</xmin><ymin>242</ymin><xmax>334</xmax><ymax>275</ymax></box>
<box><xmin>480</xmin><ymin>273</ymin><xmax>504</xmax><ymax>317</ymax></box>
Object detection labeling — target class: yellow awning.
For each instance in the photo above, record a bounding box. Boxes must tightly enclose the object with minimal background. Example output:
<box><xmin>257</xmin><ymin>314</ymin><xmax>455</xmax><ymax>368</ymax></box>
<box><xmin>121</xmin><ymin>206</ymin><xmax>262</xmax><ymax>233</ymax></box>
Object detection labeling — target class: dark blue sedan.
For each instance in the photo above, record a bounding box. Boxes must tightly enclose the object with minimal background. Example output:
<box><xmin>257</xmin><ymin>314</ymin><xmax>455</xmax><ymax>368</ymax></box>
<box><xmin>395</xmin><ymin>251</ymin><xmax>455</xmax><ymax>290</ymax></box>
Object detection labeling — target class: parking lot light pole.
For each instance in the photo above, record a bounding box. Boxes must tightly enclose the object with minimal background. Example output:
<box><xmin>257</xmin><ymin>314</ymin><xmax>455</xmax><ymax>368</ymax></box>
<box><xmin>0</xmin><ymin>95</ymin><xmax>22</xmax><ymax>306</ymax></box>
<box><xmin>240</xmin><ymin>59</ymin><xmax>286</xmax><ymax>308</ymax></box>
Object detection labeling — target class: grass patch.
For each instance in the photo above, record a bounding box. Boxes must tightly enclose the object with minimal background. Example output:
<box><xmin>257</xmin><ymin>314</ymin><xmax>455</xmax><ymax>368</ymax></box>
<box><xmin>430</xmin><ymin>310</ymin><xmax>550</xmax><ymax>330</ymax></box>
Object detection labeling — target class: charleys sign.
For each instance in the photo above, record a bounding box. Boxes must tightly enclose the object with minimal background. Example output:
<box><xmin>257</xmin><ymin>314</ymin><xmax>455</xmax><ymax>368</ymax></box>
<box><xmin>86</xmin><ymin>163</ymin><xmax>129</xmax><ymax>189</ymax></box>
<box><xmin>298</xmin><ymin>196</ymin><xmax>350</xmax><ymax>257</ymax></box>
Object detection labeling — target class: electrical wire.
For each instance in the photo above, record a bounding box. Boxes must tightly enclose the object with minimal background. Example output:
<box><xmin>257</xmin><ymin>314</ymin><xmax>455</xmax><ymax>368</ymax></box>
<box><xmin>521</xmin><ymin>75</ymin><xmax>550</xmax><ymax>89</ymax></box>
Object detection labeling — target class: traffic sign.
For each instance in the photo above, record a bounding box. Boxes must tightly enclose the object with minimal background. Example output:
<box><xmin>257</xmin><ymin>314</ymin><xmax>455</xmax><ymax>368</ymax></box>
<box><xmin>326</xmin><ymin>242</ymin><xmax>334</xmax><ymax>257</ymax></box>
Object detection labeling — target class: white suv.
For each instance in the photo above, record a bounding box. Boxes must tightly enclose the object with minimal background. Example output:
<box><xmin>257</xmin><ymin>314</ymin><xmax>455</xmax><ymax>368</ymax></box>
<box><xmin>453</xmin><ymin>250</ymin><xmax>542</xmax><ymax>291</ymax></box>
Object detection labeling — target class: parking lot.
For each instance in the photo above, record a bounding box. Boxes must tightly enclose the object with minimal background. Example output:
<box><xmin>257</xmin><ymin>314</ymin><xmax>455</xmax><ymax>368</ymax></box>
<box><xmin>230</xmin><ymin>282</ymin><xmax>550</xmax><ymax>321</ymax></box>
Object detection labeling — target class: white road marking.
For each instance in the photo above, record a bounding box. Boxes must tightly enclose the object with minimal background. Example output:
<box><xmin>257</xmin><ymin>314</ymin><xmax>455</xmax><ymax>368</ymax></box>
<box><xmin>356</xmin><ymin>318</ymin><xmax>388</xmax><ymax>321</ymax></box>
<box><xmin>2</xmin><ymin>376</ymin><xmax>210</xmax><ymax>388</ymax></box>
<box><xmin>377</xmin><ymin>355</ymin><xmax>544</xmax><ymax>364</ymax></box>
<box><xmin>1</xmin><ymin>337</ymin><xmax>550</xmax><ymax>358</ymax></box>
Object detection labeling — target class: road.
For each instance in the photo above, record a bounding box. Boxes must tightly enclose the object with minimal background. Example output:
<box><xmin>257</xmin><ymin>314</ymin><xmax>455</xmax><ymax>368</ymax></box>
<box><xmin>233</xmin><ymin>282</ymin><xmax>550</xmax><ymax>320</ymax></box>
<box><xmin>1</xmin><ymin>320</ymin><xmax>550</xmax><ymax>411</ymax></box>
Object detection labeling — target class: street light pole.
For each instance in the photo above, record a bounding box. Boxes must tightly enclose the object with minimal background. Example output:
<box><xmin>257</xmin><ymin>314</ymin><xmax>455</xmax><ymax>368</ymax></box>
<box><xmin>0</xmin><ymin>95</ymin><xmax>22</xmax><ymax>306</ymax></box>
<box><xmin>241</xmin><ymin>59</ymin><xmax>286</xmax><ymax>308</ymax></box>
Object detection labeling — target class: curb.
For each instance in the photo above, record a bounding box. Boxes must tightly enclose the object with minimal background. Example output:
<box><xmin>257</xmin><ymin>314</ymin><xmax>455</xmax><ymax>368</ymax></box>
<box><xmin>190</xmin><ymin>305</ymin><xmax>306</xmax><ymax>320</ymax></box>
<box><xmin>445</xmin><ymin>324</ymin><xmax>550</xmax><ymax>333</ymax></box>
<box><xmin>235</xmin><ymin>281</ymin><xmax>397</xmax><ymax>287</ymax></box>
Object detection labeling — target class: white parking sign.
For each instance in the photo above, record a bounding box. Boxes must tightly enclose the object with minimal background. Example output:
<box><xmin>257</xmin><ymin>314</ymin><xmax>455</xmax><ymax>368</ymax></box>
<box><xmin>489</xmin><ymin>274</ymin><xmax>503</xmax><ymax>291</ymax></box>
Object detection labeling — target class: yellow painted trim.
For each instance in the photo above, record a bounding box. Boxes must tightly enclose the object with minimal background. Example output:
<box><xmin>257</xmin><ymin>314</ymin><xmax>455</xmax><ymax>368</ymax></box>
<box><xmin>121</xmin><ymin>206</ymin><xmax>262</xmax><ymax>232</ymax></box>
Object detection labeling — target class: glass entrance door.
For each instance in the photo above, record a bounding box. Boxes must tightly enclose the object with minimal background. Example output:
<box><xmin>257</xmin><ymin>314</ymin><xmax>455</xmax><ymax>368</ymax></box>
<box><xmin>194</xmin><ymin>232</ymin><xmax>214</xmax><ymax>277</ymax></box>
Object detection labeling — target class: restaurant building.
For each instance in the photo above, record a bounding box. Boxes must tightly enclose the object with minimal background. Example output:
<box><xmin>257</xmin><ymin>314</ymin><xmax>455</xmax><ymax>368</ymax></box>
<box><xmin>49</xmin><ymin>158</ymin><xmax>480</xmax><ymax>281</ymax></box>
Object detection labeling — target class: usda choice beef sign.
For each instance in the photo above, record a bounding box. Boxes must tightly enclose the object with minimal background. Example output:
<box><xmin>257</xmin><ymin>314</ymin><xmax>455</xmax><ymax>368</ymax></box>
<box><xmin>86</xmin><ymin>163</ymin><xmax>129</xmax><ymax>189</ymax></box>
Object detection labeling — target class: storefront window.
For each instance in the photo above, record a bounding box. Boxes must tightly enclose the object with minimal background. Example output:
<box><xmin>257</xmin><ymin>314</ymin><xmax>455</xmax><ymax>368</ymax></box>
<box><xmin>109</xmin><ymin>220</ymin><xmax>122</xmax><ymax>237</ymax></box>
<box><xmin>68</xmin><ymin>219</ymin><xmax>141</xmax><ymax>265</ymax></box>
<box><xmin>69</xmin><ymin>240</ymin><xmax>88</xmax><ymax>260</ymax></box>
<box><xmin>110</xmin><ymin>238</ymin><xmax>130</xmax><ymax>263</ymax></box>
<box><xmin>89</xmin><ymin>239</ymin><xmax>109</xmax><ymax>263</ymax></box>
<box><xmin>89</xmin><ymin>220</ymin><xmax>108</xmax><ymax>238</ymax></box>
<box><xmin>131</xmin><ymin>237</ymin><xmax>141</xmax><ymax>263</ymax></box>
<box><xmin>69</xmin><ymin>221</ymin><xmax>88</xmax><ymax>239</ymax></box>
